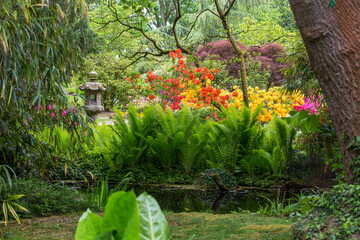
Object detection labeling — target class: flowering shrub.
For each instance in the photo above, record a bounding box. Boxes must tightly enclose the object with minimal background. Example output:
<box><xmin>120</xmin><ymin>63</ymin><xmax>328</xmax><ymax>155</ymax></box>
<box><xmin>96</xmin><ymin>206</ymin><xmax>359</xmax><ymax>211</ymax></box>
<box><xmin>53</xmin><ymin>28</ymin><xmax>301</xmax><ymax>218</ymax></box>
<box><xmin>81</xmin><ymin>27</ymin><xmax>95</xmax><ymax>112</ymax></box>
<box><xmin>128</xmin><ymin>49</ymin><xmax>218</xmax><ymax>110</ymax></box>
<box><xmin>294</xmin><ymin>94</ymin><xmax>322</xmax><ymax>115</ymax></box>
<box><xmin>195</xmin><ymin>40</ymin><xmax>288</xmax><ymax>86</ymax></box>
<box><xmin>129</xmin><ymin>49</ymin><xmax>304</xmax><ymax>122</ymax></box>
<box><xmin>28</xmin><ymin>104</ymin><xmax>83</xmax><ymax>129</ymax></box>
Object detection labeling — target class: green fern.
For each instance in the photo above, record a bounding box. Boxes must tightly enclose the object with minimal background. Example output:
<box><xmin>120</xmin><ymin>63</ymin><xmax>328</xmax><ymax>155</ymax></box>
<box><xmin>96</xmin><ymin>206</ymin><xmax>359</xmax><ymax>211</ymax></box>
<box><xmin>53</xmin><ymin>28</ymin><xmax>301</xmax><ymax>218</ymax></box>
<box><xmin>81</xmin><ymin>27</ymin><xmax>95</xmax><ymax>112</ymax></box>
<box><xmin>207</xmin><ymin>106</ymin><xmax>266</xmax><ymax>172</ymax></box>
<box><xmin>148</xmin><ymin>132</ymin><xmax>185</xmax><ymax>174</ymax></box>
<box><xmin>111</xmin><ymin>105</ymin><xmax>158</xmax><ymax>169</ymax></box>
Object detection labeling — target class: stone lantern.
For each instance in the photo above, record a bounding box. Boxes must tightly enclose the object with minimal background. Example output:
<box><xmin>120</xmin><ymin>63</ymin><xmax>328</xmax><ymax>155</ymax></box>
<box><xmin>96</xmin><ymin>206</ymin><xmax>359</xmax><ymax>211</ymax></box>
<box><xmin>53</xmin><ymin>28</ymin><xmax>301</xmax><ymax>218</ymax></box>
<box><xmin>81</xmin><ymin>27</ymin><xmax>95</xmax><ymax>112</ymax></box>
<box><xmin>79</xmin><ymin>71</ymin><xmax>106</xmax><ymax>120</ymax></box>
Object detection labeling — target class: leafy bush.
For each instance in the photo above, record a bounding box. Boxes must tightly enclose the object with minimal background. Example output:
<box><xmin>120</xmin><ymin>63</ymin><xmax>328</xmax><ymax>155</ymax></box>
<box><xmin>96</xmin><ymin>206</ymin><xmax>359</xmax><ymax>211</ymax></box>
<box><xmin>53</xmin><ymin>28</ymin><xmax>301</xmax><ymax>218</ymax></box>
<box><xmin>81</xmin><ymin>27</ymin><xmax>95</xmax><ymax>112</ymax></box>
<box><xmin>130</xmin><ymin>164</ymin><xmax>195</xmax><ymax>185</ymax></box>
<box><xmin>75</xmin><ymin>191</ymin><xmax>169</xmax><ymax>240</ymax></box>
<box><xmin>293</xmin><ymin>184</ymin><xmax>360</xmax><ymax>239</ymax></box>
<box><xmin>200</xmin><ymin>55</ymin><xmax>236</xmax><ymax>90</ymax></box>
<box><xmin>195</xmin><ymin>168</ymin><xmax>237</xmax><ymax>189</ymax></box>
<box><xmin>195</xmin><ymin>40</ymin><xmax>287</xmax><ymax>86</ymax></box>
<box><xmin>6</xmin><ymin>178</ymin><xmax>93</xmax><ymax>217</ymax></box>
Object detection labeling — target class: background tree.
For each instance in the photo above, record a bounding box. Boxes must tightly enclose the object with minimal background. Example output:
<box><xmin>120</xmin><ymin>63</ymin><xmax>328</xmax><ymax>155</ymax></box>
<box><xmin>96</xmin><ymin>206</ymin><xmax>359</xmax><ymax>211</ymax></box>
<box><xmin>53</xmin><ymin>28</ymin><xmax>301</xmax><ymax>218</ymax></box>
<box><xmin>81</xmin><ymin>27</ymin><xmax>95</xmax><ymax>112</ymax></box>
<box><xmin>0</xmin><ymin>0</ymin><xmax>91</xmax><ymax>174</ymax></box>
<box><xmin>288</xmin><ymin>0</ymin><xmax>360</xmax><ymax>183</ymax></box>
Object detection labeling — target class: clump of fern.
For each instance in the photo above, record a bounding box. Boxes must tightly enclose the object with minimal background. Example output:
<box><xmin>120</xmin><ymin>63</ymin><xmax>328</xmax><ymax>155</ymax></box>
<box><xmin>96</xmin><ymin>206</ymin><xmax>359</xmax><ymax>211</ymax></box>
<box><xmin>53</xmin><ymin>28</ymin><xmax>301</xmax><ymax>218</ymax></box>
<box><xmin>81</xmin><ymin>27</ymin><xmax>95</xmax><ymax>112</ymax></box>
<box><xmin>111</xmin><ymin>105</ymin><xmax>158</xmax><ymax>169</ymax></box>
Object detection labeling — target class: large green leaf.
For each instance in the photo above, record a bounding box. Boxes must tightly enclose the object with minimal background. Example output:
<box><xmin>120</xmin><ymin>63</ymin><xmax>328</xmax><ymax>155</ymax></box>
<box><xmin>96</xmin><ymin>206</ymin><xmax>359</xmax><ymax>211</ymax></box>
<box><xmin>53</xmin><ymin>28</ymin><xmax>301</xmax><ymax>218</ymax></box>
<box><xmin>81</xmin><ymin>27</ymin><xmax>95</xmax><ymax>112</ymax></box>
<box><xmin>137</xmin><ymin>193</ymin><xmax>170</xmax><ymax>240</ymax></box>
<box><xmin>75</xmin><ymin>209</ymin><xmax>102</xmax><ymax>240</ymax></box>
<box><xmin>101</xmin><ymin>191</ymin><xmax>140</xmax><ymax>240</ymax></box>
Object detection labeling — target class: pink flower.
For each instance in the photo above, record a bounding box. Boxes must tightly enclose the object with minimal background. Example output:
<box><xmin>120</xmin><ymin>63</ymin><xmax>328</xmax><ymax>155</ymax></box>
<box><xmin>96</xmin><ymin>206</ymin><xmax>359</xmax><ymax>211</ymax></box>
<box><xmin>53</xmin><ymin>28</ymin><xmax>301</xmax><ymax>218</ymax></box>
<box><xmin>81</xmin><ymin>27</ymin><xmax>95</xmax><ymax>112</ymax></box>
<box><xmin>62</xmin><ymin>110</ymin><xmax>67</xmax><ymax>116</ymax></box>
<box><xmin>70</xmin><ymin>108</ymin><xmax>74</xmax><ymax>112</ymax></box>
<box><xmin>47</xmin><ymin>105</ymin><xmax>52</xmax><ymax>110</ymax></box>
<box><xmin>51</xmin><ymin>113</ymin><xmax>55</xmax><ymax>117</ymax></box>
<box><xmin>34</xmin><ymin>106</ymin><xmax>38</xmax><ymax>110</ymax></box>
<box><xmin>74</xmin><ymin>122</ymin><xmax>77</xmax><ymax>126</ymax></box>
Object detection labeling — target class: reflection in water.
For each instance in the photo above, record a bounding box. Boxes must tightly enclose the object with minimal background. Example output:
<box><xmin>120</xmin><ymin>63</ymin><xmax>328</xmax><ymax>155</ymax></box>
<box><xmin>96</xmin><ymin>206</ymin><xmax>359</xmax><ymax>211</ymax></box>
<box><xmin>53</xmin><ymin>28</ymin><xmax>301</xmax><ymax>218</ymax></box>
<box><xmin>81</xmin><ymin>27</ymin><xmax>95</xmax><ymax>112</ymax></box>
<box><xmin>131</xmin><ymin>186</ymin><xmax>283</xmax><ymax>214</ymax></box>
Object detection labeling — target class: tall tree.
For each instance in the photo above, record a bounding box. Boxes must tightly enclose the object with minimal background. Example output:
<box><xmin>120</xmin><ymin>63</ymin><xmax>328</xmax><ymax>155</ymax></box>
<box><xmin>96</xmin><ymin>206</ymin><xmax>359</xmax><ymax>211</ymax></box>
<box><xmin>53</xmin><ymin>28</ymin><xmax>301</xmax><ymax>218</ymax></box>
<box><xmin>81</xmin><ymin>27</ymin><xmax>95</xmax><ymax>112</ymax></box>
<box><xmin>0</xmin><ymin>0</ymin><xmax>91</xmax><ymax>173</ymax></box>
<box><xmin>214</xmin><ymin>0</ymin><xmax>250</xmax><ymax>106</ymax></box>
<box><xmin>288</xmin><ymin>0</ymin><xmax>360</xmax><ymax>183</ymax></box>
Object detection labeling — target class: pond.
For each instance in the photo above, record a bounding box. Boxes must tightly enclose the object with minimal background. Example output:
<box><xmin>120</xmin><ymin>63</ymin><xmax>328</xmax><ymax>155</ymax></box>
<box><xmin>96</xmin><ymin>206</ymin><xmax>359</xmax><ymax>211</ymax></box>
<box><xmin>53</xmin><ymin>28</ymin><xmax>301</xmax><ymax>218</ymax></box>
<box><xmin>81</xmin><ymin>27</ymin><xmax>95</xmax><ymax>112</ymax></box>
<box><xmin>131</xmin><ymin>186</ymin><xmax>290</xmax><ymax>214</ymax></box>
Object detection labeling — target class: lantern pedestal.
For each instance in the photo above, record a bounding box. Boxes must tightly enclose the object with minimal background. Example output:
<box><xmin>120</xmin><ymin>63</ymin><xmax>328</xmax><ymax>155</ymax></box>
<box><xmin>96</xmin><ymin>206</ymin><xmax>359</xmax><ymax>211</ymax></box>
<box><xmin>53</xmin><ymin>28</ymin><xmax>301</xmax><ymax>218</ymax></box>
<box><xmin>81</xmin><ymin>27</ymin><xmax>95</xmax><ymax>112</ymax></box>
<box><xmin>79</xmin><ymin>71</ymin><xmax>106</xmax><ymax>122</ymax></box>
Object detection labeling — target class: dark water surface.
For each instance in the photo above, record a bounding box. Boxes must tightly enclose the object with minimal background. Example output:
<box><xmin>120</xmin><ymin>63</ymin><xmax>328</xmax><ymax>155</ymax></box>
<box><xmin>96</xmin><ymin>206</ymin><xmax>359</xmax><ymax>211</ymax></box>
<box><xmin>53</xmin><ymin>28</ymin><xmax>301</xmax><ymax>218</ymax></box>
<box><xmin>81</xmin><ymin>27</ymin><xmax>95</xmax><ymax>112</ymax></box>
<box><xmin>131</xmin><ymin>186</ymin><xmax>287</xmax><ymax>214</ymax></box>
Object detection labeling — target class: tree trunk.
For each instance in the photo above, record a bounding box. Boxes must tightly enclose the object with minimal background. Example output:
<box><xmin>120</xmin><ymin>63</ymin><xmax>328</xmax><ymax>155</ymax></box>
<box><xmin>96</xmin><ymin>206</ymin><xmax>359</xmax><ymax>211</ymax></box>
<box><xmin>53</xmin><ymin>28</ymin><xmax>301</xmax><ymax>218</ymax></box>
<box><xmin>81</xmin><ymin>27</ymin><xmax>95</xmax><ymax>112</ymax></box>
<box><xmin>289</xmin><ymin>0</ymin><xmax>360</xmax><ymax>183</ymax></box>
<box><xmin>214</xmin><ymin>0</ymin><xmax>250</xmax><ymax>107</ymax></box>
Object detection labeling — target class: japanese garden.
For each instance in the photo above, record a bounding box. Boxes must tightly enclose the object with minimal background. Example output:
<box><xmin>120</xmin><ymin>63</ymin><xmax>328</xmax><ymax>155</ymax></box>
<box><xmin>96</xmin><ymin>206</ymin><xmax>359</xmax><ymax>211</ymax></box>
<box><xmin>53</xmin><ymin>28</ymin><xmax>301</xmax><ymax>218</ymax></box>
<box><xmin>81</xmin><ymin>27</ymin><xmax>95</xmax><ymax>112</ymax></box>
<box><xmin>1</xmin><ymin>0</ymin><xmax>360</xmax><ymax>239</ymax></box>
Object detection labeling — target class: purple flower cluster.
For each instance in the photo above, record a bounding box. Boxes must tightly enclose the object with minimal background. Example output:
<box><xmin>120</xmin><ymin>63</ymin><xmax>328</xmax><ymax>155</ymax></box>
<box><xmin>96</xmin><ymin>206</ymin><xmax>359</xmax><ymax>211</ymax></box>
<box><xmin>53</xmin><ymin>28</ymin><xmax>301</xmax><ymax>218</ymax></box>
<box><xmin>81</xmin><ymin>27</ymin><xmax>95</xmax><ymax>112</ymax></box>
<box><xmin>294</xmin><ymin>94</ymin><xmax>322</xmax><ymax>115</ymax></box>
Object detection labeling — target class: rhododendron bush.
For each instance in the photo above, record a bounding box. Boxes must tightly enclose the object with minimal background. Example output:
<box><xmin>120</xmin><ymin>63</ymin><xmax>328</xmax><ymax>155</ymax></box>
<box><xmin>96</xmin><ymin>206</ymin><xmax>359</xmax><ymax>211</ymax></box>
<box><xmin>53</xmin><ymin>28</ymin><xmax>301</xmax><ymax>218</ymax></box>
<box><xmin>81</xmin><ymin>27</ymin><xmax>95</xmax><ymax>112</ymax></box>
<box><xmin>129</xmin><ymin>49</ymin><xmax>305</xmax><ymax>122</ymax></box>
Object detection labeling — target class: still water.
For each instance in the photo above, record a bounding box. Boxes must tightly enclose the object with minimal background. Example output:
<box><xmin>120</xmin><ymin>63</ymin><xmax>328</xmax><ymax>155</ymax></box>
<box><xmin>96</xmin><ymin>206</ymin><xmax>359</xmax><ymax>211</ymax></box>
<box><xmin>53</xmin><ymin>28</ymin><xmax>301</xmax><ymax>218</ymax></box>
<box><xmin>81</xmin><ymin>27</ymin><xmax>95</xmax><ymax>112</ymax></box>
<box><xmin>131</xmin><ymin>186</ymin><xmax>286</xmax><ymax>214</ymax></box>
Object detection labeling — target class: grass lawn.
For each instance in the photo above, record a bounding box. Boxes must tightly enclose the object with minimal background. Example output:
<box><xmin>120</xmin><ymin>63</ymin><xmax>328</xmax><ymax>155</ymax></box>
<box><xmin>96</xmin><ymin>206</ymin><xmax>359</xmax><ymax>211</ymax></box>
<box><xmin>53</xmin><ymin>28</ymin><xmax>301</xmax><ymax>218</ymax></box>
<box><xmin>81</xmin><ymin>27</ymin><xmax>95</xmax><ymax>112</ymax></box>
<box><xmin>1</xmin><ymin>212</ymin><xmax>292</xmax><ymax>240</ymax></box>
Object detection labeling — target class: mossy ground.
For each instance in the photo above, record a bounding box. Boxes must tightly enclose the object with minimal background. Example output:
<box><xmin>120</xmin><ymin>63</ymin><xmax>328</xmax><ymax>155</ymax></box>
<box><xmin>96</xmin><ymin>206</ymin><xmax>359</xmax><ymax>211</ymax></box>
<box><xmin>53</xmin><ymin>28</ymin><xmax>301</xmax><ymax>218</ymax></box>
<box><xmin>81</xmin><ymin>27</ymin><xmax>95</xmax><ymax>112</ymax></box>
<box><xmin>1</xmin><ymin>212</ymin><xmax>292</xmax><ymax>240</ymax></box>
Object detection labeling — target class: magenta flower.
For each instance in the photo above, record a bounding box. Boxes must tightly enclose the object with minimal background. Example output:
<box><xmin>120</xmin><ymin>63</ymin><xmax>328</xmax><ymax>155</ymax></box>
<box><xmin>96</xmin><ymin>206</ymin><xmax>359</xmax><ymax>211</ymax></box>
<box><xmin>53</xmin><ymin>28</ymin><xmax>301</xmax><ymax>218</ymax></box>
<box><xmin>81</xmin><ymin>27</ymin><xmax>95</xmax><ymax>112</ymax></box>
<box><xmin>294</xmin><ymin>94</ymin><xmax>322</xmax><ymax>115</ymax></box>
<box><xmin>47</xmin><ymin>105</ymin><xmax>52</xmax><ymax>110</ymax></box>
<box><xmin>50</xmin><ymin>113</ymin><xmax>55</xmax><ymax>117</ymax></box>
<box><xmin>74</xmin><ymin>122</ymin><xmax>77</xmax><ymax>126</ymax></box>
<box><xmin>34</xmin><ymin>106</ymin><xmax>38</xmax><ymax>110</ymax></box>
<box><xmin>62</xmin><ymin>110</ymin><xmax>67</xmax><ymax>116</ymax></box>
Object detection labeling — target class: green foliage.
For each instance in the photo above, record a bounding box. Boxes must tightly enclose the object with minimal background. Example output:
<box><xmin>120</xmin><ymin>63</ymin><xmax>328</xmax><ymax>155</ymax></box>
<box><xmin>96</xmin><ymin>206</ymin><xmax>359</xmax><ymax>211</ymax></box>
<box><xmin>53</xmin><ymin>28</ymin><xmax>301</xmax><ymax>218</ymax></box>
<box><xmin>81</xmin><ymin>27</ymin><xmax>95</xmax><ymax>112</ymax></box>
<box><xmin>235</xmin><ymin>17</ymin><xmax>296</xmax><ymax>46</ymax></box>
<box><xmin>0</xmin><ymin>165</ymin><xmax>28</xmax><ymax>226</ymax></box>
<box><xmin>246</xmin><ymin>54</ymin><xmax>271</xmax><ymax>89</ymax></box>
<box><xmin>293</xmin><ymin>185</ymin><xmax>360</xmax><ymax>239</ymax></box>
<box><xmin>265</xmin><ymin>110</ymin><xmax>313</xmax><ymax>175</ymax></box>
<box><xmin>206</xmin><ymin>106</ymin><xmax>265</xmax><ymax>173</ymax></box>
<box><xmin>6</xmin><ymin>178</ymin><xmax>92</xmax><ymax>217</ymax></box>
<box><xmin>200</xmin><ymin>55</ymin><xmax>235</xmax><ymax>90</ymax></box>
<box><xmin>93</xmin><ymin>173</ymin><xmax>132</xmax><ymax>209</ymax></box>
<box><xmin>195</xmin><ymin>168</ymin><xmax>237</xmax><ymax>189</ymax></box>
<box><xmin>281</xmin><ymin>34</ymin><xmax>319</xmax><ymax>95</ymax></box>
<box><xmin>148</xmin><ymin>132</ymin><xmax>184</xmax><ymax>174</ymax></box>
<box><xmin>283</xmin><ymin>192</ymin><xmax>321</xmax><ymax>218</ymax></box>
<box><xmin>258</xmin><ymin>190</ymin><xmax>288</xmax><ymax>217</ymax></box>
<box><xmin>347</xmin><ymin>136</ymin><xmax>360</xmax><ymax>184</ymax></box>
<box><xmin>75</xmin><ymin>191</ymin><xmax>170</xmax><ymax>240</ymax></box>
<box><xmin>111</xmin><ymin>105</ymin><xmax>158</xmax><ymax>169</ymax></box>
<box><xmin>0</xmin><ymin>0</ymin><xmax>93</xmax><ymax>178</ymax></box>
<box><xmin>181</xmin><ymin>133</ymin><xmax>206</xmax><ymax>175</ymax></box>
<box><xmin>131</xmin><ymin>164</ymin><xmax>194</xmax><ymax>184</ymax></box>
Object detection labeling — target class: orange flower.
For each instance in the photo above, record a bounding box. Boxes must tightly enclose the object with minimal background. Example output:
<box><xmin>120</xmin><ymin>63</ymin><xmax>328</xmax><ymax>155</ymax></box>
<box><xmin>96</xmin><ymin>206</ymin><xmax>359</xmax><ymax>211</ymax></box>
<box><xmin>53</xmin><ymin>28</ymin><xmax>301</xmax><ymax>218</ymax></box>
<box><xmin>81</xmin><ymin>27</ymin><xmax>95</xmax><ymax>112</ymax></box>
<box><xmin>149</xmin><ymin>94</ymin><xmax>155</xmax><ymax>100</ymax></box>
<box><xmin>232</xmin><ymin>92</ymin><xmax>238</xmax><ymax>97</ymax></box>
<box><xmin>175</xmin><ymin>49</ymin><xmax>182</xmax><ymax>54</ymax></box>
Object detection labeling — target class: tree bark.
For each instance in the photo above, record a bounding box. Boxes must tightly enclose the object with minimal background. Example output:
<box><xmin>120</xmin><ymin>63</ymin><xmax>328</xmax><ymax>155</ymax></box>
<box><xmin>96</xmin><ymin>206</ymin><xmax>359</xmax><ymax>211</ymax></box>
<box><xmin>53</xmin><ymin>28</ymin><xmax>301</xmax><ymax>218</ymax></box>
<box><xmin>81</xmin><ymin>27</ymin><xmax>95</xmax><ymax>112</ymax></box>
<box><xmin>214</xmin><ymin>0</ymin><xmax>250</xmax><ymax>107</ymax></box>
<box><xmin>289</xmin><ymin>0</ymin><xmax>360</xmax><ymax>183</ymax></box>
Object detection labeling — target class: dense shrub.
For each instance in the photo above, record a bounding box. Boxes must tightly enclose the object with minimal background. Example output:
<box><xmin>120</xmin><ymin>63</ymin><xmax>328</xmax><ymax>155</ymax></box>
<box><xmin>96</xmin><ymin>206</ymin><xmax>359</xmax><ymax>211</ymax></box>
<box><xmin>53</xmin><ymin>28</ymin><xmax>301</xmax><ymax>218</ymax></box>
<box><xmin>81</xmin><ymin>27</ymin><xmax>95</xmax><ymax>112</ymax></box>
<box><xmin>293</xmin><ymin>184</ymin><xmax>360</xmax><ymax>239</ymax></box>
<box><xmin>7</xmin><ymin>178</ymin><xmax>93</xmax><ymax>217</ymax></box>
<box><xmin>195</xmin><ymin>168</ymin><xmax>237</xmax><ymax>189</ymax></box>
<box><xmin>195</xmin><ymin>40</ymin><xmax>287</xmax><ymax>86</ymax></box>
